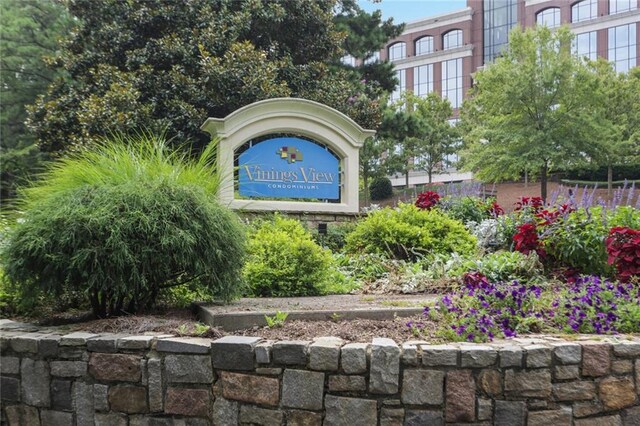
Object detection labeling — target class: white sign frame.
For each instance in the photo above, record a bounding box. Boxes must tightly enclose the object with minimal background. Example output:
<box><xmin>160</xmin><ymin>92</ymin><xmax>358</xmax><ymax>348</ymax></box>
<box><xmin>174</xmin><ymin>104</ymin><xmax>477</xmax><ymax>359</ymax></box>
<box><xmin>201</xmin><ymin>98</ymin><xmax>375</xmax><ymax>213</ymax></box>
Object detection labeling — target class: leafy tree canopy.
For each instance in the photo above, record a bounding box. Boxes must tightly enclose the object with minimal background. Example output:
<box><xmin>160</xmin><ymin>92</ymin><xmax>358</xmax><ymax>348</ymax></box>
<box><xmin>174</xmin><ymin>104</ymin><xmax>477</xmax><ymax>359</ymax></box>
<box><xmin>379</xmin><ymin>91</ymin><xmax>457</xmax><ymax>186</ymax></box>
<box><xmin>460</xmin><ymin>26</ymin><xmax>602</xmax><ymax>201</ymax></box>
<box><xmin>585</xmin><ymin>60</ymin><xmax>640</xmax><ymax>192</ymax></box>
<box><xmin>0</xmin><ymin>0</ymin><xmax>74</xmax><ymax>198</ymax></box>
<box><xmin>28</xmin><ymin>0</ymin><xmax>402</xmax><ymax>154</ymax></box>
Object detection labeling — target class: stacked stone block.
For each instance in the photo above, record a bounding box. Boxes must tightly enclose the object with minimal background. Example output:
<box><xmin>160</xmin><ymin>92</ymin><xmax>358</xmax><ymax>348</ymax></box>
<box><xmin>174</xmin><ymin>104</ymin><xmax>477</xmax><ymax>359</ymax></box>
<box><xmin>1</xmin><ymin>326</ymin><xmax>640</xmax><ymax>425</ymax></box>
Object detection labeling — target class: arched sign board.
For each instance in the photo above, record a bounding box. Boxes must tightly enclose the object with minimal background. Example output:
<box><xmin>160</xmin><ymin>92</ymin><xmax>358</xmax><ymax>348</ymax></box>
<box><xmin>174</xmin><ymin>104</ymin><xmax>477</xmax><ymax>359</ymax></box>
<box><xmin>201</xmin><ymin>98</ymin><xmax>376</xmax><ymax>213</ymax></box>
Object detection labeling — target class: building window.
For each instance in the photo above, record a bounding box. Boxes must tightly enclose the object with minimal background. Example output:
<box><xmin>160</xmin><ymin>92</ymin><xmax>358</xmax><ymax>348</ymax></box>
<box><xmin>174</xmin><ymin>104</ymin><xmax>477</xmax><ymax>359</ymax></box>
<box><xmin>536</xmin><ymin>8</ymin><xmax>561</xmax><ymax>28</ymax></box>
<box><xmin>572</xmin><ymin>0</ymin><xmax>598</xmax><ymax>22</ymax></box>
<box><xmin>442</xmin><ymin>58</ymin><xmax>463</xmax><ymax>109</ymax></box>
<box><xmin>608</xmin><ymin>23</ymin><xmax>637</xmax><ymax>73</ymax></box>
<box><xmin>415</xmin><ymin>36</ymin><xmax>434</xmax><ymax>55</ymax></box>
<box><xmin>414</xmin><ymin>64</ymin><xmax>434</xmax><ymax>97</ymax></box>
<box><xmin>340</xmin><ymin>54</ymin><xmax>355</xmax><ymax>67</ymax></box>
<box><xmin>610</xmin><ymin>0</ymin><xmax>637</xmax><ymax>14</ymax></box>
<box><xmin>573</xmin><ymin>31</ymin><xmax>597</xmax><ymax>61</ymax></box>
<box><xmin>364</xmin><ymin>51</ymin><xmax>380</xmax><ymax>65</ymax></box>
<box><xmin>388</xmin><ymin>42</ymin><xmax>406</xmax><ymax>61</ymax></box>
<box><xmin>391</xmin><ymin>69</ymin><xmax>406</xmax><ymax>102</ymax></box>
<box><xmin>483</xmin><ymin>0</ymin><xmax>519</xmax><ymax>64</ymax></box>
<box><xmin>443</xmin><ymin>30</ymin><xmax>463</xmax><ymax>50</ymax></box>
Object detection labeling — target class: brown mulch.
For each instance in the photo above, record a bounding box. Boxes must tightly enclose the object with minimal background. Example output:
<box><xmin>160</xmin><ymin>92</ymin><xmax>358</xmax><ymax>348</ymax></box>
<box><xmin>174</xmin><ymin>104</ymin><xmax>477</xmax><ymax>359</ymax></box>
<box><xmin>235</xmin><ymin>315</ymin><xmax>436</xmax><ymax>343</ymax></box>
<box><xmin>68</xmin><ymin>310</ymin><xmax>222</xmax><ymax>339</ymax></box>
<box><xmin>23</xmin><ymin>308</ymin><xmax>430</xmax><ymax>343</ymax></box>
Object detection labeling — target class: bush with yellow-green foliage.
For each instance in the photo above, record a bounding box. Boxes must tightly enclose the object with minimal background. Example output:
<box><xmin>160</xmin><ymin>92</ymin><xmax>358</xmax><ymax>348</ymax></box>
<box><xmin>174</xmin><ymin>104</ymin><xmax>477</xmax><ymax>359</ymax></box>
<box><xmin>346</xmin><ymin>203</ymin><xmax>477</xmax><ymax>260</ymax></box>
<box><xmin>243</xmin><ymin>215</ymin><xmax>350</xmax><ymax>297</ymax></box>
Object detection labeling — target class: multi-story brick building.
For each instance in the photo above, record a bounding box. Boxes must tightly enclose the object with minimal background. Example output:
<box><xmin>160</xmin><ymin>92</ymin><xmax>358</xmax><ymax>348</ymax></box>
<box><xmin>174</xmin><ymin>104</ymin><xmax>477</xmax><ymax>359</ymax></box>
<box><xmin>373</xmin><ymin>0</ymin><xmax>639</xmax><ymax>186</ymax></box>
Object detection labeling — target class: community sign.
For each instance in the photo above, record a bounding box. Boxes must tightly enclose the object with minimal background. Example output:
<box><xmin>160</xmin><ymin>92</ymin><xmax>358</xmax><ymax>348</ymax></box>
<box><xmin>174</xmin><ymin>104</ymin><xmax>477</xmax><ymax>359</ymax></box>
<box><xmin>238</xmin><ymin>137</ymin><xmax>339</xmax><ymax>200</ymax></box>
<box><xmin>201</xmin><ymin>98</ymin><xmax>375</xmax><ymax>213</ymax></box>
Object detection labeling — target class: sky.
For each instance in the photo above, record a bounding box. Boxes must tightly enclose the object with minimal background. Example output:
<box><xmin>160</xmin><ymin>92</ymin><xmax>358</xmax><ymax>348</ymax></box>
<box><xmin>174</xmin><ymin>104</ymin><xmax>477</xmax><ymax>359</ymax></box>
<box><xmin>358</xmin><ymin>0</ymin><xmax>468</xmax><ymax>24</ymax></box>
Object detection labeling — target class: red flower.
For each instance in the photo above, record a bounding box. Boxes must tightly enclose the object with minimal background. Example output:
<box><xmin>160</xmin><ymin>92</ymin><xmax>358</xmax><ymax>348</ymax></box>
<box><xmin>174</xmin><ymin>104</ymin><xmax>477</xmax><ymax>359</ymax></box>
<box><xmin>514</xmin><ymin>196</ymin><xmax>544</xmax><ymax>212</ymax></box>
<box><xmin>535</xmin><ymin>209</ymin><xmax>561</xmax><ymax>226</ymax></box>
<box><xmin>488</xmin><ymin>201</ymin><xmax>504</xmax><ymax>217</ymax></box>
<box><xmin>605</xmin><ymin>227</ymin><xmax>640</xmax><ymax>282</ymax></box>
<box><xmin>513</xmin><ymin>223</ymin><xmax>546</xmax><ymax>258</ymax></box>
<box><xmin>415</xmin><ymin>191</ymin><xmax>441</xmax><ymax>210</ymax></box>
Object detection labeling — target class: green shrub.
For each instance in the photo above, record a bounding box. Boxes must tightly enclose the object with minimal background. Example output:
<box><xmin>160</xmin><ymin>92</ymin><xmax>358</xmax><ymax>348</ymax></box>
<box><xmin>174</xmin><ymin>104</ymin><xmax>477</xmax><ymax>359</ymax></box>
<box><xmin>334</xmin><ymin>252</ymin><xmax>391</xmax><ymax>282</ymax></box>
<box><xmin>369</xmin><ymin>176</ymin><xmax>393</xmax><ymax>201</ymax></box>
<box><xmin>441</xmin><ymin>251</ymin><xmax>544</xmax><ymax>283</ymax></box>
<box><xmin>1</xmin><ymin>134</ymin><xmax>245</xmax><ymax>317</ymax></box>
<box><xmin>440</xmin><ymin>196</ymin><xmax>490</xmax><ymax>224</ymax></box>
<box><xmin>544</xmin><ymin>207</ymin><xmax>610</xmax><ymax>276</ymax></box>
<box><xmin>244</xmin><ymin>215</ymin><xmax>345</xmax><ymax>297</ymax></box>
<box><xmin>311</xmin><ymin>222</ymin><xmax>357</xmax><ymax>252</ymax></box>
<box><xmin>608</xmin><ymin>205</ymin><xmax>640</xmax><ymax>229</ymax></box>
<box><xmin>345</xmin><ymin>203</ymin><xmax>477</xmax><ymax>260</ymax></box>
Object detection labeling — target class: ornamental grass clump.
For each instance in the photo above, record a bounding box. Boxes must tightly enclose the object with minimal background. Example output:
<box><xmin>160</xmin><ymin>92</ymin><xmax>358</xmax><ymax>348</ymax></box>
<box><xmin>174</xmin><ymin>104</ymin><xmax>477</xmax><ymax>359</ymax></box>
<box><xmin>1</xmin><ymin>133</ymin><xmax>245</xmax><ymax>317</ymax></box>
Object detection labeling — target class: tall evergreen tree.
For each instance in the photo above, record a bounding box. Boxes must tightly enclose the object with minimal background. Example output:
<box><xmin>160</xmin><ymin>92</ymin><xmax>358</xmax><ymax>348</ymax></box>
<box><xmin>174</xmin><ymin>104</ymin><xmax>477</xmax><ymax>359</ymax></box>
<box><xmin>0</xmin><ymin>0</ymin><xmax>73</xmax><ymax>199</ymax></box>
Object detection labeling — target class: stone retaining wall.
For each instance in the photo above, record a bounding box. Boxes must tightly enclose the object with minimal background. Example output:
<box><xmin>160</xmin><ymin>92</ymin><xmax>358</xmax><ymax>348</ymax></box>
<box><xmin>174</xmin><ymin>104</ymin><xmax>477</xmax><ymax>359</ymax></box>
<box><xmin>1</xmin><ymin>328</ymin><xmax>640</xmax><ymax>425</ymax></box>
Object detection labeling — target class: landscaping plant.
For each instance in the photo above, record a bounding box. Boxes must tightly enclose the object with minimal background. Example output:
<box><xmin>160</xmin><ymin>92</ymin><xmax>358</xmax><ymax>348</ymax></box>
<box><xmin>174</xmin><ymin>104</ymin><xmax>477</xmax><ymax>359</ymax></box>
<box><xmin>423</xmin><ymin>272</ymin><xmax>549</xmax><ymax>342</ymax></box>
<box><xmin>438</xmin><ymin>196</ymin><xmax>493</xmax><ymax>224</ymax></box>
<box><xmin>552</xmin><ymin>275</ymin><xmax>640</xmax><ymax>334</ymax></box>
<box><xmin>606</xmin><ymin>227</ymin><xmax>640</xmax><ymax>282</ymax></box>
<box><xmin>345</xmin><ymin>203</ymin><xmax>477</xmax><ymax>261</ymax></box>
<box><xmin>243</xmin><ymin>215</ymin><xmax>347</xmax><ymax>297</ymax></box>
<box><xmin>1</xmin><ymin>134</ymin><xmax>245</xmax><ymax>317</ymax></box>
<box><xmin>414</xmin><ymin>190</ymin><xmax>440</xmax><ymax>210</ymax></box>
<box><xmin>312</xmin><ymin>222</ymin><xmax>357</xmax><ymax>252</ymax></box>
<box><xmin>369</xmin><ymin>176</ymin><xmax>394</xmax><ymax>201</ymax></box>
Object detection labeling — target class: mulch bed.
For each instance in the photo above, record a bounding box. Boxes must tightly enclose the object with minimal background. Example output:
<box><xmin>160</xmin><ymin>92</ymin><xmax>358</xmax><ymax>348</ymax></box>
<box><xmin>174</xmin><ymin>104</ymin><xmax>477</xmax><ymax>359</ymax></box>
<box><xmin>18</xmin><ymin>308</ymin><xmax>430</xmax><ymax>344</ymax></box>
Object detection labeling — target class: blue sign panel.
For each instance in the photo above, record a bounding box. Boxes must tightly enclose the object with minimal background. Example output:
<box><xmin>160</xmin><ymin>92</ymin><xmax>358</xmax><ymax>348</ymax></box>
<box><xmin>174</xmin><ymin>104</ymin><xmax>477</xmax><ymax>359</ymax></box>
<box><xmin>239</xmin><ymin>137</ymin><xmax>340</xmax><ymax>200</ymax></box>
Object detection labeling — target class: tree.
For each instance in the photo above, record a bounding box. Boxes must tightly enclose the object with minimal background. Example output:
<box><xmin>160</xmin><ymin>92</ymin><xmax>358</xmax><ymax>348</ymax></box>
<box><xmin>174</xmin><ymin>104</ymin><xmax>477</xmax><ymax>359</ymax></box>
<box><xmin>27</xmin><ymin>0</ymin><xmax>393</xmax><ymax>154</ymax></box>
<box><xmin>0</xmin><ymin>0</ymin><xmax>74</xmax><ymax>199</ymax></box>
<box><xmin>588</xmin><ymin>60</ymin><xmax>640</xmax><ymax>195</ymax></box>
<box><xmin>359</xmin><ymin>137</ymin><xmax>385</xmax><ymax>205</ymax></box>
<box><xmin>334</xmin><ymin>1</ymin><xmax>403</xmax><ymax>202</ymax></box>
<box><xmin>378</xmin><ymin>97</ymin><xmax>424</xmax><ymax>188</ymax></box>
<box><xmin>460</xmin><ymin>26</ymin><xmax>601</xmax><ymax>201</ymax></box>
<box><xmin>379</xmin><ymin>92</ymin><xmax>457</xmax><ymax>187</ymax></box>
<box><xmin>334</xmin><ymin>0</ymin><xmax>403</xmax><ymax>95</ymax></box>
<box><xmin>411</xmin><ymin>92</ymin><xmax>458</xmax><ymax>184</ymax></box>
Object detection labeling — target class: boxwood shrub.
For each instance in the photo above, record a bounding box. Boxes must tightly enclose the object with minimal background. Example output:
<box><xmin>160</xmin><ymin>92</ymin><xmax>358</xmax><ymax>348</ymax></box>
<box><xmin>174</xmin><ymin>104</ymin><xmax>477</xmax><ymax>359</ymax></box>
<box><xmin>243</xmin><ymin>215</ymin><xmax>342</xmax><ymax>297</ymax></box>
